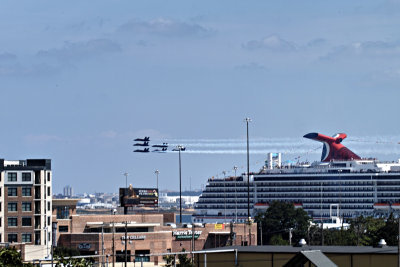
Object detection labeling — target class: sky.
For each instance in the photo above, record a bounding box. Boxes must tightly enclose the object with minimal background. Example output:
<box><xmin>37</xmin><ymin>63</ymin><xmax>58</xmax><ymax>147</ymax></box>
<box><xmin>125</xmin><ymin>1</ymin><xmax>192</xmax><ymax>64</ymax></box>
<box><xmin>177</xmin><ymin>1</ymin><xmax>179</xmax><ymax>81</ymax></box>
<box><xmin>2</xmin><ymin>1</ymin><xmax>400</xmax><ymax>194</ymax></box>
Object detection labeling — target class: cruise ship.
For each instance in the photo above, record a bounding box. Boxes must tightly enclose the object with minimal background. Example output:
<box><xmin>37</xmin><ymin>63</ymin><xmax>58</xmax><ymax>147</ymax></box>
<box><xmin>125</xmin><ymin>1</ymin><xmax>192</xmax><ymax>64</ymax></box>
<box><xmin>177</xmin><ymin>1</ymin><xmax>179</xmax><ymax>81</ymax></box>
<box><xmin>193</xmin><ymin>132</ymin><xmax>400</xmax><ymax>224</ymax></box>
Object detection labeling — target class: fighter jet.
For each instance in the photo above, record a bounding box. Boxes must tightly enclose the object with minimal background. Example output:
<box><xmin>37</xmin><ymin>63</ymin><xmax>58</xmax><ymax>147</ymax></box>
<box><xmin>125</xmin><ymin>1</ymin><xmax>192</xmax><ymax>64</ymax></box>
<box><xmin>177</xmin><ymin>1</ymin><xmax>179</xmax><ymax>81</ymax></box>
<box><xmin>134</xmin><ymin>137</ymin><xmax>150</xmax><ymax>142</ymax></box>
<box><xmin>134</xmin><ymin>148</ymin><xmax>150</xmax><ymax>153</ymax></box>
<box><xmin>172</xmin><ymin>147</ymin><xmax>186</xmax><ymax>151</ymax></box>
<box><xmin>152</xmin><ymin>143</ymin><xmax>168</xmax><ymax>148</ymax></box>
<box><xmin>133</xmin><ymin>141</ymin><xmax>149</xmax><ymax>146</ymax></box>
<box><xmin>152</xmin><ymin>147</ymin><xmax>168</xmax><ymax>153</ymax></box>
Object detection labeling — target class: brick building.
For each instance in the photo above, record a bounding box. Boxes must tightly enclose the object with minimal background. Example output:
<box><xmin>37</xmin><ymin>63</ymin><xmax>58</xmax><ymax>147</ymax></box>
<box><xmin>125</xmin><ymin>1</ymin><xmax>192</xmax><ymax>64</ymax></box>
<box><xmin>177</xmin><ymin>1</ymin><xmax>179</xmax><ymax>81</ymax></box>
<box><xmin>0</xmin><ymin>159</ymin><xmax>52</xmax><ymax>247</ymax></box>
<box><xmin>52</xmin><ymin>200</ymin><xmax>257</xmax><ymax>265</ymax></box>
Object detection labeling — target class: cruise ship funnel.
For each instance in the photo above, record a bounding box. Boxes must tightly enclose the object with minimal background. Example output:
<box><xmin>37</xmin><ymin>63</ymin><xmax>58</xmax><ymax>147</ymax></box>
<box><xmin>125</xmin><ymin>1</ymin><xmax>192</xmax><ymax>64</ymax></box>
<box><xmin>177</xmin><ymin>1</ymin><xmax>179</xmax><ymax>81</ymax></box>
<box><xmin>304</xmin><ymin>132</ymin><xmax>361</xmax><ymax>162</ymax></box>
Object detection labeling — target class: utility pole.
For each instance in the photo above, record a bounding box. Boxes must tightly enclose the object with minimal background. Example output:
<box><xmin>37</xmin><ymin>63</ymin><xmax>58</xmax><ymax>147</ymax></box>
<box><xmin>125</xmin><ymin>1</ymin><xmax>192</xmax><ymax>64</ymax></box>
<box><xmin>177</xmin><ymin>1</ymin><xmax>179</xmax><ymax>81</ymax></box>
<box><xmin>244</xmin><ymin>117</ymin><xmax>252</xmax><ymax>246</ymax></box>
<box><xmin>112</xmin><ymin>221</ymin><xmax>115</xmax><ymax>267</ymax></box>
<box><xmin>398</xmin><ymin>217</ymin><xmax>400</xmax><ymax>267</ymax></box>
<box><xmin>102</xmin><ymin>225</ymin><xmax>105</xmax><ymax>267</ymax></box>
<box><xmin>177</xmin><ymin>145</ymin><xmax>185</xmax><ymax>224</ymax></box>
<box><xmin>155</xmin><ymin>170</ymin><xmax>160</xmax><ymax>212</ymax></box>
<box><xmin>233</xmin><ymin>166</ymin><xmax>238</xmax><ymax>223</ymax></box>
<box><xmin>125</xmin><ymin>221</ymin><xmax>128</xmax><ymax>267</ymax></box>
<box><xmin>124</xmin><ymin>172</ymin><xmax>129</xmax><ymax>215</ymax></box>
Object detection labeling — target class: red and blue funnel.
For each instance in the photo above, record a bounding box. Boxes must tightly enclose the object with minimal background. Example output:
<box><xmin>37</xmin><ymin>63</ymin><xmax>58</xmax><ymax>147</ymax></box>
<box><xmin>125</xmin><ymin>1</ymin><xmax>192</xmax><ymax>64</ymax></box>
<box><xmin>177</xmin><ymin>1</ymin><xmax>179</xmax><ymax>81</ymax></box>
<box><xmin>304</xmin><ymin>132</ymin><xmax>361</xmax><ymax>162</ymax></box>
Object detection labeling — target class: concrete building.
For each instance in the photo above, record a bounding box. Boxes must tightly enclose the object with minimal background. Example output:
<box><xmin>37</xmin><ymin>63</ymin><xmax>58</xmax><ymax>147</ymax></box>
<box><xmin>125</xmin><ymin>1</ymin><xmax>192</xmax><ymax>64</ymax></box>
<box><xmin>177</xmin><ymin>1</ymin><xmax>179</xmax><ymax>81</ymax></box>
<box><xmin>0</xmin><ymin>159</ymin><xmax>52</xmax><ymax>260</ymax></box>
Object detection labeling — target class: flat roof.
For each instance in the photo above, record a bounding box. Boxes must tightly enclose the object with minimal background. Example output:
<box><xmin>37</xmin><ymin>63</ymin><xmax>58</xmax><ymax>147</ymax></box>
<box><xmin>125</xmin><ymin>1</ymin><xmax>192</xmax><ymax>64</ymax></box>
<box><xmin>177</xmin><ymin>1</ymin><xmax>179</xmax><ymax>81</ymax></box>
<box><xmin>201</xmin><ymin>245</ymin><xmax>398</xmax><ymax>254</ymax></box>
<box><xmin>53</xmin><ymin>198</ymin><xmax>81</xmax><ymax>206</ymax></box>
<box><xmin>85</xmin><ymin>222</ymin><xmax>160</xmax><ymax>228</ymax></box>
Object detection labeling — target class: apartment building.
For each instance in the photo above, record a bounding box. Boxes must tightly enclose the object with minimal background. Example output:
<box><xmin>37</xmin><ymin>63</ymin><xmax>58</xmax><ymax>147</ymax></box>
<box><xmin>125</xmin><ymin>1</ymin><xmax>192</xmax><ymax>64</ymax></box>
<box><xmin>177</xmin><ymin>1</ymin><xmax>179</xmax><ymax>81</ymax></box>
<box><xmin>0</xmin><ymin>159</ymin><xmax>52</xmax><ymax>247</ymax></box>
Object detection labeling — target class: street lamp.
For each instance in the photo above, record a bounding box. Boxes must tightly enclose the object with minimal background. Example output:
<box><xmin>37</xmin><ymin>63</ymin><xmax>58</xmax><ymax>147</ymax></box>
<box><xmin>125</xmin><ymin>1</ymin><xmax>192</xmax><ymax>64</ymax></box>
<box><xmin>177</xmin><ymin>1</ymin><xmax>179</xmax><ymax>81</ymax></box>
<box><xmin>244</xmin><ymin>117</ymin><xmax>252</xmax><ymax>245</ymax></box>
<box><xmin>177</xmin><ymin>145</ymin><xmax>185</xmax><ymax>224</ymax></box>
<box><xmin>123</xmin><ymin>172</ymin><xmax>129</xmax><ymax>215</ymax></box>
<box><xmin>155</xmin><ymin>170</ymin><xmax>160</xmax><ymax>212</ymax></box>
<box><xmin>233</xmin><ymin>166</ymin><xmax>238</xmax><ymax>222</ymax></box>
<box><xmin>222</xmin><ymin>170</ymin><xmax>227</xmax><ymax>223</ymax></box>
<box><xmin>123</xmin><ymin>172</ymin><xmax>128</xmax><ymax>189</ymax></box>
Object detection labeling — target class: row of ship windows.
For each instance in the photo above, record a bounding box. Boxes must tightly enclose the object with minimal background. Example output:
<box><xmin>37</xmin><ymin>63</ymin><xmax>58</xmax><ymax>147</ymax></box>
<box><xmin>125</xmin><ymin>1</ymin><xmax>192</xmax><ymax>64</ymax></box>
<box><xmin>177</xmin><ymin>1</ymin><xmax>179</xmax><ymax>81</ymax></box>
<box><xmin>208</xmin><ymin>180</ymin><xmax>400</xmax><ymax>188</ymax></box>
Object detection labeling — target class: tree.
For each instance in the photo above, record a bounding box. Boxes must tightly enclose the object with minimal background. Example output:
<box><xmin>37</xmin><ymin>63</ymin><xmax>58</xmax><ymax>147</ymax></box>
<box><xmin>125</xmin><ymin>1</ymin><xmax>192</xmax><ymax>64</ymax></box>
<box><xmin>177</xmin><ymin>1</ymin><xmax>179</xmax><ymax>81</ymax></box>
<box><xmin>377</xmin><ymin>213</ymin><xmax>399</xmax><ymax>246</ymax></box>
<box><xmin>163</xmin><ymin>249</ymin><xmax>193</xmax><ymax>267</ymax></box>
<box><xmin>255</xmin><ymin>201</ymin><xmax>311</xmax><ymax>245</ymax></box>
<box><xmin>0</xmin><ymin>247</ymin><xmax>33</xmax><ymax>267</ymax></box>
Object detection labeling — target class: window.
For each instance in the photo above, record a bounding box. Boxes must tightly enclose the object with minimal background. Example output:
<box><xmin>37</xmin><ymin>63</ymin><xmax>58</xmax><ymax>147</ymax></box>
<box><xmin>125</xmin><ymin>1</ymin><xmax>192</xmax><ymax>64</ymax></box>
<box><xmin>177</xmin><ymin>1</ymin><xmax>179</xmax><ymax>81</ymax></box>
<box><xmin>8</xmin><ymin>234</ymin><xmax>17</xmax><ymax>243</ymax></box>
<box><xmin>59</xmin><ymin>225</ymin><xmax>68</xmax><ymax>232</ymax></box>
<box><xmin>22</xmin><ymin>217</ymin><xmax>32</xmax><ymax>226</ymax></box>
<box><xmin>47</xmin><ymin>187</ymin><xmax>51</xmax><ymax>197</ymax></box>
<box><xmin>57</xmin><ymin>206</ymin><xmax>70</xmax><ymax>219</ymax></box>
<box><xmin>22</xmin><ymin>173</ymin><xmax>31</xmax><ymax>182</ymax></box>
<box><xmin>22</xmin><ymin>233</ymin><xmax>32</xmax><ymax>243</ymax></box>
<box><xmin>7</xmin><ymin>172</ymin><xmax>17</xmax><ymax>182</ymax></box>
<box><xmin>47</xmin><ymin>173</ymin><xmax>50</xmax><ymax>182</ymax></box>
<box><xmin>22</xmin><ymin>187</ymin><xmax>31</xmax><ymax>196</ymax></box>
<box><xmin>8</xmin><ymin>218</ymin><xmax>17</xmax><ymax>227</ymax></box>
<box><xmin>8</xmin><ymin>187</ymin><xmax>17</xmax><ymax>196</ymax></box>
<box><xmin>8</xmin><ymin>203</ymin><xmax>17</xmax><ymax>212</ymax></box>
<box><xmin>22</xmin><ymin>202</ymin><xmax>32</xmax><ymax>211</ymax></box>
<box><xmin>47</xmin><ymin>216</ymin><xmax>50</xmax><ymax>226</ymax></box>
<box><xmin>47</xmin><ymin>202</ymin><xmax>50</xmax><ymax>211</ymax></box>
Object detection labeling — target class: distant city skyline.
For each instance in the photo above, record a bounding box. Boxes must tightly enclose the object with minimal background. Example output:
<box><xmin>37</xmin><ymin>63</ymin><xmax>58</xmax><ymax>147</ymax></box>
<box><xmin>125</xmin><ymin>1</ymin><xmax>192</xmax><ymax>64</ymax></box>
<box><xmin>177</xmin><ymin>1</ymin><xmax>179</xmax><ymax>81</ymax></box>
<box><xmin>1</xmin><ymin>1</ymin><xmax>400</xmax><ymax>193</ymax></box>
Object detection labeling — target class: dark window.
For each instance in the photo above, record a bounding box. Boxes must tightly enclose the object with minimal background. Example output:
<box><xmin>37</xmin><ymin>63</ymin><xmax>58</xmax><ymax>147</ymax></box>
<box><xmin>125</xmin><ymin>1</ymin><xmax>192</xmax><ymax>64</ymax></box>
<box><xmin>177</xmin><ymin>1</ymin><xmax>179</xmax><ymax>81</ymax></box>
<box><xmin>8</xmin><ymin>234</ymin><xmax>17</xmax><ymax>242</ymax></box>
<box><xmin>47</xmin><ymin>173</ymin><xmax>50</xmax><ymax>182</ymax></box>
<box><xmin>22</xmin><ymin>202</ymin><xmax>32</xmax><ymax>211</ymax></box>
<box><xmin>22</xmin><ymin>173</ymin><xmax>31</xmax><ymax>182</ymax></box>
<box><xmin>56</xmin><ymin>206</ymin><xmax>70</xmax><ymax>219</ymax></box>
<box><xmin>22</xmin><ymin>233</ymin><xmax>32</xmax><ymax>242</ymax></box>
<box><xmin>8</xmin><ymin>203</ymin><xmax>17</xmax><ymax>212</ymax></box>
<box><xmin>22</xmin><ymin>217</ymin><xmax>32</xmax><ymax>226</ymax></box>
<box><xmin>8</xmin><ymin>187</ymin><xmax>17</xmax><ymax>196</ymax></box>
<box><xmin>47</xmin><ymin>216</ymin><xmax>50</xmax><ymax>226</ymax></box>
<box><xmin>47</xmin><ymin>202</ymin><xmax>50</xmax><ymax>211</ymax></box>
<box><xmin>8</xmin><ymin>218</ymin><xmax>17</xmax><ymax>227</ymax></box>
<box><xmin>7</xmin><ymin>172</ymin><xmax>17</xmax><ymax>182</ymax></box>
<box><xmin>22</xmin><ymin>187</ymin><xmax>31</xmax><ymax>196</ymax></box>
<box><xmin>47</xmin><ymin>187</ymin><xmax>51</xmax><ymax>197</ymax></box>
<box><xmin>59</xmin><ymin>225</ymin><xmax>69</xmax><ymax>232</ymax></box>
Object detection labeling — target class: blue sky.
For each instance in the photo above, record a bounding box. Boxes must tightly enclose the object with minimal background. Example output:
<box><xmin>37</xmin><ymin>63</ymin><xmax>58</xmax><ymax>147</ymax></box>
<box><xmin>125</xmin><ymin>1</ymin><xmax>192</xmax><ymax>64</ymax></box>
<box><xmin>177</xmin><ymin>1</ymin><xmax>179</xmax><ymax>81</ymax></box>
<box><xmin>1</xmin><ymin>1</ymin><xmax>400</xmax><ymax>194</ymax></box>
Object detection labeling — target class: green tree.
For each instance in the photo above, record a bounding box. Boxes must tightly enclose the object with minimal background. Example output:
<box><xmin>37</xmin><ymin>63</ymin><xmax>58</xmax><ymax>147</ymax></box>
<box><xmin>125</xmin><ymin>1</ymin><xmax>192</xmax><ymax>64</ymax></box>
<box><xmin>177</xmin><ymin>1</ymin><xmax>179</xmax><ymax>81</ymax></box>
<box><xmin>0</xmin><ymin>247</ymin><xmax>33</xmax><ymax>267</ymax></box>
<box><xmin>255</xmin><ymin>201</ymin><xmax>311</xmax><ymax>245</ymax></box>
<box><xmin>163</xmin><ymin>249</ymin><xmax>193</xmax><ymax>267</ymax></box>
<box><xmin>377</xmin><ymin>213</ymin><xmax>399</xmax><ymax>246</ymax></box>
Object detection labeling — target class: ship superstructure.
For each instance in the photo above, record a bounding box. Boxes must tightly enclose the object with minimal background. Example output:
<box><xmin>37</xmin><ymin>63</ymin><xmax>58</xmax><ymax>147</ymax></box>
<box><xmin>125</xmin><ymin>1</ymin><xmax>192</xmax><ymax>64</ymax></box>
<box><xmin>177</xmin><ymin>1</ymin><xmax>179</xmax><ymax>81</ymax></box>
<box><xmin>193</xmin><ymin>133</ymin><xmax>400</xmax><ymax>223</ymax></box>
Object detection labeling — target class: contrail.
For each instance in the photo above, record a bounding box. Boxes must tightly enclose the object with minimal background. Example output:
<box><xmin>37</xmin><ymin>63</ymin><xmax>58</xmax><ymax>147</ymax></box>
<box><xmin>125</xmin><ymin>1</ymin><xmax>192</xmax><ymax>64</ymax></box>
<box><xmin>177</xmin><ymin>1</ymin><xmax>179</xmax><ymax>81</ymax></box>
<box><xmin>154</xmin><ymin>135</ymin><xmax>400</xmax><ymax>156</ymax></box>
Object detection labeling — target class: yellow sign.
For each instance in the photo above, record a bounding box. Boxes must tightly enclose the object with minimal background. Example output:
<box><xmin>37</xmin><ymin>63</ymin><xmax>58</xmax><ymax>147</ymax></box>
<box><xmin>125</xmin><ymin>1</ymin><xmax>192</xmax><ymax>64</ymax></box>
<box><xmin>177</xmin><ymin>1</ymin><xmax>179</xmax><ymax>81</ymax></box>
<box><xmin>214</xmin><ymin>224</ymin><xmax>225</xmax><ymax>230</ymax></box>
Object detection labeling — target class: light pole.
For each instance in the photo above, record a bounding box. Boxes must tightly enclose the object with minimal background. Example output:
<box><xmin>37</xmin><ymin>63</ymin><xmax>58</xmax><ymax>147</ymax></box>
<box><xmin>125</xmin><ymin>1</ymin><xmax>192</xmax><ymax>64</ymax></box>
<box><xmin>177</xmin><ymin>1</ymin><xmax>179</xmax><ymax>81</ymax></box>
<box><xmin>155</xmin><ymin>170</ymin><xmax>160</xmax><ymax>212</ymax></box>
<box><xmin>123</xmin><ymin>172</ymin><xmax>129</xmax><ymax>215</ymax></box>
<box><xmin>177</xmin><ymin>145</ymin><xmax>185</xmax><ymax>224</ymax></box>
<box><xmin>244</xmin><ymin>117</ymin><xmax>252</xmax><ymax>245</ymax></box>
<box><xmin>124</xmin><ymin>172</ymin><xmax>128</xmax><ymax>188</ymax></box>
<box><xmin>222</xmin><ymin>170</ymin><xmax>227</xmax><ymax>223</ymax></box>
<box><xmin>233</xmin><ymin>166</ymin><xmax>238</xmax><ymax>223</ymax></box>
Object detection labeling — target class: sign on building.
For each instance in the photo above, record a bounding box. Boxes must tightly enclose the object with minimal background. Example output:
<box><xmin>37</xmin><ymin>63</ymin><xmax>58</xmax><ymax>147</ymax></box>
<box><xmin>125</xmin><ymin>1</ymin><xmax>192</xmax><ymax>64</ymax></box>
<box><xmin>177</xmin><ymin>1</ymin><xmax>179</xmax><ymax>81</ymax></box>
<box><xmin>172</xmin><ymin>230</ymin><xmax>202</xmax><ymax>240</ymax></box>
<box><xmin>119</xmin><ymin>186</ymin><xmax>158</xmax><ymax>207</ymax></box>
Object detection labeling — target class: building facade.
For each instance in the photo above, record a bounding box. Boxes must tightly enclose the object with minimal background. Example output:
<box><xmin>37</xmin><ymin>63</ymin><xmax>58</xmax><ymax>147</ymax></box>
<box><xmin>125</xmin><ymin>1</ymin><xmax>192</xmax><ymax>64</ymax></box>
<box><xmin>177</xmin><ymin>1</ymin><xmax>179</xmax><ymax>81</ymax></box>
<box><xmin>0</xmin><ymin>159</ymin><xmax>52</xmax><ymax>247</ymax></box>
<box><xmin>52</xmin><ymin>201</ymin><xmax>257</xmax><ymax>265</ymax></box>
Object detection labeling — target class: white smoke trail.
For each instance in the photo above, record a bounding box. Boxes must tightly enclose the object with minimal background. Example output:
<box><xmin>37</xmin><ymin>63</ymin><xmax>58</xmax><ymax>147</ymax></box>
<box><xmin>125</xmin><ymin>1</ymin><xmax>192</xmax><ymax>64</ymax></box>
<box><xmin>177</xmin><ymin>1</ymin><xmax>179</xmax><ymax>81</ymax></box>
<box><xmin>153</xmin><ymin>135</ymin><xmax>400</xmax><ymax>156</ymax></box>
